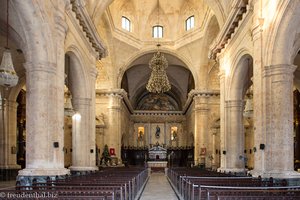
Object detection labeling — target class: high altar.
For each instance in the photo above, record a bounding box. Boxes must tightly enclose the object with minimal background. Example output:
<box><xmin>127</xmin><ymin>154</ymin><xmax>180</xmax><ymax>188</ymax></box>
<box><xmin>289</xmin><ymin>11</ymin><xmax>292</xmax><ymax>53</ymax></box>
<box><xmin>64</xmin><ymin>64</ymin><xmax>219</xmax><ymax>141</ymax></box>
<box><xmin>147</xmin><ymin>145</ymin><xmax>168</xmax><ymax>169</ymax></box>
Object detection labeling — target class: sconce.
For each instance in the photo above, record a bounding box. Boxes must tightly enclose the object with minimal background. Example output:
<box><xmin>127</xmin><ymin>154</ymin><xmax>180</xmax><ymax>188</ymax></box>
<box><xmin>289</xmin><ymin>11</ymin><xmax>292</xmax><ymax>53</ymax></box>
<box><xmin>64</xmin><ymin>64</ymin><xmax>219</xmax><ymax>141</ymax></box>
<box><xmin>260</xmin><ymin>144</ymin><xmax>265</xmax><ymax>150</ymax></box>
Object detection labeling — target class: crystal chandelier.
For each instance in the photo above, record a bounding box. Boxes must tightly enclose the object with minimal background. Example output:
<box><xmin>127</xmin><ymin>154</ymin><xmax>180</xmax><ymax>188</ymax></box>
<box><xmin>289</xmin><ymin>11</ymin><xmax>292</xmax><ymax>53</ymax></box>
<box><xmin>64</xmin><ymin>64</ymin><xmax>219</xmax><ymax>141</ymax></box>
<box><xmin>146</xmin><ymin>0</ymin><xmax>171</xmax><ymax>93</ymax></box>
<box><xmin>146</xmin><ymin>45</ymin><xmax>171</xmax><ymax>93</ymax></box>
<box><xmin>0</xmin><ymin>0</ymin><xmax>18</xmax><ymax>88</ymax></box>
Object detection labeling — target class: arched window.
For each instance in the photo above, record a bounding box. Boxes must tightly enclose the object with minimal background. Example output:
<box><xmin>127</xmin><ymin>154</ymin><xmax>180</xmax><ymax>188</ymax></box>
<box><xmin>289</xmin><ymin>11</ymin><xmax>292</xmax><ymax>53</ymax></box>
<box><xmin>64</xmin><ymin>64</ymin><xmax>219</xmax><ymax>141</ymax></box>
<box><xmin>186</xmin><ymin>15</ymin><xmax>194</xmax><ymax>31</ymax></box>
<box><xmin>153</xmin><ymin>25</ymin><xmax>163</xmax><ymax>38</ymax></box>
<box><xmin>122</xmin><ymin>16</ymin><xmax>131</xmax><ymax>31</ymax></box>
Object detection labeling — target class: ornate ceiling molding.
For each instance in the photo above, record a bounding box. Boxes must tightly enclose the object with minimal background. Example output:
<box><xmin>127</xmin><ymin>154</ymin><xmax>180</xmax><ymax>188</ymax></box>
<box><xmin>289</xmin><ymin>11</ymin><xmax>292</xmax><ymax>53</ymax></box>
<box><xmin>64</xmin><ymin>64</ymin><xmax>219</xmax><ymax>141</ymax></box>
<box><xmin>209</xmin><ymin>0</ymin><xmax>252</xmax><ymax>60</ymax></box>
<box><xmin>70</xmin><ymin>0</ymin><xmax>107</xmax><ymax>59</ymax></box>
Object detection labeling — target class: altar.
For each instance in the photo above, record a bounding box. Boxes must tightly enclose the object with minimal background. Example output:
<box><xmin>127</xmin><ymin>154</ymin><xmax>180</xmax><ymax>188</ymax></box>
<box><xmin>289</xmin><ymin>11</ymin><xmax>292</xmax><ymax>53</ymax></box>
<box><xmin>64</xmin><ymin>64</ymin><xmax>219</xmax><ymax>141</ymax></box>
<box><xmin>147</xmin><ymin>161</ymin><xmax>168</xmax><ymax>168</ymax></box>
<box><xmin>147</xmin><ymin>145</ymin><xmax>168</xmax><ymax>170</ymax></box>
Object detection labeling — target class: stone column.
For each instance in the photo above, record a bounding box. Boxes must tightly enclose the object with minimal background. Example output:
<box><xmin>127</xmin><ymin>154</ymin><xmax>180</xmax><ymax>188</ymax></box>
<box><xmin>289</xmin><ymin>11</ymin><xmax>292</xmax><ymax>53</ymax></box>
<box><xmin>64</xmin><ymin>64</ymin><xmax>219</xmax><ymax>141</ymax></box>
<box><xmin>218</xmin><ymin>71</ymin><xmax>227</xmax><ymax>172</ymax></box>
<box><xmin>0</xmin><ymin>99</ymin><xmax>21</xmax><ymax>180</ymax></box>
<box><xmin>258</xmin><ymin>64</ymin><xmax>299</xmax><ymax>178</ymax></box>
<box><xmin>69</xmin><ymin>98</ymin><xmax>97</xmax><ymax>172</ymax></box>
<box><xmin>194</xmin><ymin>94</ymin><xmax>209</xmax><ymax>166</ymax></box>
<box><xmin>18</xmin><ymin>62</ymin><xmax>69</xmax><ymax>180</ymax></box>
<box><xmin>17</xmin><ymin>1</ymin><xmax>69</xmax><ymax>184</ymax></box>
<box><xmin>88</xmin><ymin>68</ymin><xmax>98</xmax><ymax>169</ymax></box>
<box><xmin>106</xmin><ymin>94</ymin><xmax>122</xmax><ymax>163</ymax></box>
<box><xmin>224</xmin><ymin>100</ymin><xmax>245</xmax><ymax>173</ymax></box>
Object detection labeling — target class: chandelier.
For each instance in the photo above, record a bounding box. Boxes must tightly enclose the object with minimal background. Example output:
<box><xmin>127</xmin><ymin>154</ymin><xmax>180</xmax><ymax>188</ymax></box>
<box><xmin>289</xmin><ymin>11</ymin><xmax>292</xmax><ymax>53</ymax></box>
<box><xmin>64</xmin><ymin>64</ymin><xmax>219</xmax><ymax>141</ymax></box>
<box><xmin>146</xmin><ymin>45</ymin><xmax>171</xmax><ymax>93</ymax></box>
<box><xmin>146</xmin><ymin>0</ymin><xmax>171</xmax><ymax>93</ymax></box>
<box><xmin>0</xmin><ymin>0</ymin><xmax>18</xmax><ymax>88</ymax></box>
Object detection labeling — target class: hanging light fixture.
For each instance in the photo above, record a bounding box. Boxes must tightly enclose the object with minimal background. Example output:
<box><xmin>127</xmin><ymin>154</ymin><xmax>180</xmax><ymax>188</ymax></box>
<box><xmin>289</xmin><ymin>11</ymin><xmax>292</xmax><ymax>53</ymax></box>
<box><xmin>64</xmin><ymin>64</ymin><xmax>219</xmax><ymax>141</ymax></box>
<box><xmin>146</xmin><ymin>0</ymin><xmax>171</xmax><ymax>93</ymax></box>
<box><xmin>0</xmin><ymin>0</ymin><xmax>18</xmax><ymax>88</ymax></box>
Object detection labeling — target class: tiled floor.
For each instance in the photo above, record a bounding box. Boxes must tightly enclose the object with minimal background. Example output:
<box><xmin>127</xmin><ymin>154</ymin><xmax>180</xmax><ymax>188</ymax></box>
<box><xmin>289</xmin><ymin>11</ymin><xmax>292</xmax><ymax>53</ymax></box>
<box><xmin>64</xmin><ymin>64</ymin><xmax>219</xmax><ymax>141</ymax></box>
<box><xmin>140</xmin><ymin>172</ymin><xmax>178</xmax><ymax>200</ymax></box>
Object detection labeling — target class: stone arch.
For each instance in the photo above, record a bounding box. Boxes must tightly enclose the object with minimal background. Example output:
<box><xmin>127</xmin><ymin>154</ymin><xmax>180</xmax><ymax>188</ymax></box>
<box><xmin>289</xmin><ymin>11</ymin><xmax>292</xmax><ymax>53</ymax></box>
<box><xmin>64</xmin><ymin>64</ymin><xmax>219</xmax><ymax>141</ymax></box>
<box><xmin>203</xmin><ymin>15</ymin><xmax>220</xmax><ymax>90</ymax></box>
<box><xmin>202</xmin><ymin>0</ymin><xmax>226</xmax><ymax>27</ymax></box>
<box><xmin>117</xmin><ymin>48</ymin><xmax>195</xmax><ymax>88</ymax></box>
<box><xmin>65</xmin><ymin>46</ymin><xmax>90</xmax><ymax>99</ymax></box>
<box><xmin>228</xmin><ymin>51</ymin><xmax>253</xmax><ymax>100</ymax></box>
<box><xmin>8</xmin><ymin>77</ymin><xmax>26</xmax><ymax>102</ymax></box>
<box><xmin>266</xmin><ymin>0</ymin><xmax>300</xmax><ymax>65</ymax></box>
<box><xmin>12</xmin><ymin>1</ymin><xmax>57</xmax><ymax>64</ymax></box>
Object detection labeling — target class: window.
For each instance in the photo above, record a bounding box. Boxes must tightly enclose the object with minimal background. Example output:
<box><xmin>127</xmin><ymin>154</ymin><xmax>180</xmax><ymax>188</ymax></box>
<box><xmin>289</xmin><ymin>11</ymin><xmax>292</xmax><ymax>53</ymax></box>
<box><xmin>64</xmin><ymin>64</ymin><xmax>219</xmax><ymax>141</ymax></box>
<box><xmin>122</xmin><ymin>16</ymin><xmax>130</xmax><ymax>31</ymax></box>
<box><xmin>186</xmin><ymin>15</ymin><xmax>194</xmax><ymax>31</ymax></box>
<box><xmin>153</xmin><ymin>25</ymin><xmax>163</xmax><ymax>38</ymax></box>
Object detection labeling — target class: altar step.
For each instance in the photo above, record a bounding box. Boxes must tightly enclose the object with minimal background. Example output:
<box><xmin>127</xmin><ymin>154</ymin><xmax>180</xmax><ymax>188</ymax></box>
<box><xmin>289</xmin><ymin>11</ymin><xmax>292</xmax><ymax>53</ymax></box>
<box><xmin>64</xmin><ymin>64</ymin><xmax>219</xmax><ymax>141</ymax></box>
<box><xmin>140</xmin><ymin>172</ymin><xmax>178</xmax><ymax>200</ymax></box>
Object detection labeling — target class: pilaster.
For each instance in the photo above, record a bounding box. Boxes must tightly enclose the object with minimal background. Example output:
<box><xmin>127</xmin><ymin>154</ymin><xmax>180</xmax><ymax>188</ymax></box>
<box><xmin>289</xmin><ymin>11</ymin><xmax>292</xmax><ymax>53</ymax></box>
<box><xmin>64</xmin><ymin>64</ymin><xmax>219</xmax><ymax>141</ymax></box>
<box><xmin>89</xmin><ymin>67</ymin><xmax>98</xmax><ymax>168</ymax></box>
<box><xmin>222</xmin><ymin>100</ymin><xmax>245</xmax><ymax>173</ymax></box>
<box><xmin>193</xmin><ymin>94</ymin><xmax>209</xmax><ymax>166</ymax></box>
<box><xmin>107</xmin><ymin>93</ymin><xmax>123</xmax><ymax>163</ymax></box>
<box><xmin>251</xmin><ymin>0</ymin><xmax>265</xmax><ymax>177</ymax></box>
<box><xmin>69</xmin><ymin>97</ymin><xmax>98</xmax><ymax>172</ymax></box>
<box><xmin>218</xmin><ymin>71</ymin><xmax>227</xmax><ymax>171</ymax></box>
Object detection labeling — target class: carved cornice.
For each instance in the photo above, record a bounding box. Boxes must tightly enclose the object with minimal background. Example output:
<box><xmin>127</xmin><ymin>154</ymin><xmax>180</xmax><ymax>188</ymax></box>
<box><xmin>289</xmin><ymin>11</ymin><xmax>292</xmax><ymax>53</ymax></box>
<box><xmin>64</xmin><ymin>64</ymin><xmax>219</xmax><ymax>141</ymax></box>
<box><xmin>183</xmin><ymin>89</ymin><xmax>220</xmax><ymax>113</ymax></box>
<box><xmin>96</xmin><ymin>89</ymin><xmax>134</xmax><ymax>113</ymax></box>
<box><xmin>209</xmin><ymin>0</ymin><xmax>252</xmax><ymax>60</ymax></box>
<box><xmin>133</xmin><ymin>110</ymin><xmax>183</xmax><ymax>116</ymax></box>
<box><xmin>131</xmin><ymin>111</ymin><xmax>185</xmax><ymax>123</ymax></box>
<box><xmin>70</xmin><ymin>0</ymin><xmax>107</xmax><ymax>59</ymax></box>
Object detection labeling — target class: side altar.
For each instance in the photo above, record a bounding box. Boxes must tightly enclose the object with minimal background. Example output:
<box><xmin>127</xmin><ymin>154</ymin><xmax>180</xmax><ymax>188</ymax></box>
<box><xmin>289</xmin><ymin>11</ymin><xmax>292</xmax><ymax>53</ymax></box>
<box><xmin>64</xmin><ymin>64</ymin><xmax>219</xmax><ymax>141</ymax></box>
<box><xmin>147</xmin><ymin>145</ymin><xmax>168</xmax><ymax>169</ymax></box>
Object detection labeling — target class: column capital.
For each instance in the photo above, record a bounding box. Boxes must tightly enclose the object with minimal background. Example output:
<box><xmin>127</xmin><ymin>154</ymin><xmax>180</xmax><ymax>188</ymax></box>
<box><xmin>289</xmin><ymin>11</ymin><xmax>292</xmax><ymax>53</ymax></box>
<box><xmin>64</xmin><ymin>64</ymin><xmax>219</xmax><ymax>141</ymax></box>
<box><xmin>24</xmin><ymin>61</ymin><xmax>57</xmax><ymax>74</ymax></box>
<box><xmin>225</xmin><ymin>100</ymin><xmax>244</xmax><ymax>108</ymax></box>
<box><xmin>263</xmin><ymin>64</ymin><xmax>297</xmax><ymax>77</ymax></box>
<box><xmin>72</xmin><ymin>98</ymin><xmax>91</xmax><ymax>107</ymax></box>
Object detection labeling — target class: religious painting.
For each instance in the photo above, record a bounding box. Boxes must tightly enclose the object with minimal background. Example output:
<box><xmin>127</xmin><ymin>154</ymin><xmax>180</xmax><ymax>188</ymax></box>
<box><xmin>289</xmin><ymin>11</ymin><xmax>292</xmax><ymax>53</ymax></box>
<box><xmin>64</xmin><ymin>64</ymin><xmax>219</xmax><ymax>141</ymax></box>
<box><xmin>171</xmin><ymin>126</ymin><xmax>178</xmax><ymax>141</ymax></box>
<box><xmin>138</xmin><ymin>127</ymin><xmax>144</xmax><ymax>140</ymax></box>
<box><xmin>136</xmin><ymin>93</ymin><xmax>179</xmax><ymax>111</ymax></box>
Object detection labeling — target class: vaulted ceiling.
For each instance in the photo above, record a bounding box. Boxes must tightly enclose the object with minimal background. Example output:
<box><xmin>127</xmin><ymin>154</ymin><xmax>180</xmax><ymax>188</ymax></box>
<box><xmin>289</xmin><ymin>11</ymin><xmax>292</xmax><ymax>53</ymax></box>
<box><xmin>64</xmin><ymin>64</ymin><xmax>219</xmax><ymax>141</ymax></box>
<box><xmin>92</xmin><ymin>0</ymin><xmax>223</xmax><ymax>111</ymax></box>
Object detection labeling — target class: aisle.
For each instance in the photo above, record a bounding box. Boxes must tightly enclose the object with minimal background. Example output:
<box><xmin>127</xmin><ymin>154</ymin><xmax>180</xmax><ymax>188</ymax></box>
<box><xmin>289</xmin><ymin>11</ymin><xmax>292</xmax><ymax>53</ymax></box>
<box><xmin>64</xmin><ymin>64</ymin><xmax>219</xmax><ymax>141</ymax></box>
<box><xmin>140</xmin><ymin>172</ymin><xmax>178</xmax><ymax>200</ymax></box>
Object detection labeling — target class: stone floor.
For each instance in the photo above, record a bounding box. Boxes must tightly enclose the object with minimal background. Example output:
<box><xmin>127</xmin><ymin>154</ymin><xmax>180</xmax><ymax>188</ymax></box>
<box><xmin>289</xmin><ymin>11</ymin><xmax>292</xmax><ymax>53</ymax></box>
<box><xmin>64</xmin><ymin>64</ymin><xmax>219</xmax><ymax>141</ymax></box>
<box><xmin>0</xmin><ymin>180</ymin><xmax>15</xmax><ymax>189</ymax></box>
<box><xmin>140</xmin><ymin>172</ymin><xmax>178</xmax><ymax>200</ymax></box>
